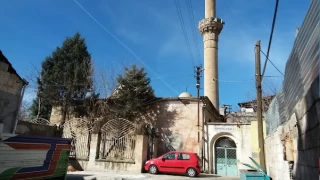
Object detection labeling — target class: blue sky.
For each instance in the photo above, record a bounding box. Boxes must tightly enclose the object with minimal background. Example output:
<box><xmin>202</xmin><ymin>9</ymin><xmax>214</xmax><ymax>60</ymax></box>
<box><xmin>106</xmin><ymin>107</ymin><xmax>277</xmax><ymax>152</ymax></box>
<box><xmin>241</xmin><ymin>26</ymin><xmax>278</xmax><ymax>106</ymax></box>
<box><xmin>0</xmin><ymin>0</ymin><xmax>311</xmax><ymax>110</ymax></box>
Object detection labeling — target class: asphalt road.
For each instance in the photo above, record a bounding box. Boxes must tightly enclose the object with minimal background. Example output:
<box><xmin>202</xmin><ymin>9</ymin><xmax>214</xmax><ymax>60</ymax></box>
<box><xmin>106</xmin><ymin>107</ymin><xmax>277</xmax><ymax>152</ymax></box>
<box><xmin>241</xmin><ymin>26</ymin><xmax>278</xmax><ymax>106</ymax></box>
<box><xmin>67</xmin><ymin>171</ymin><xmax>240</xmax><ymax>180</ymax></box>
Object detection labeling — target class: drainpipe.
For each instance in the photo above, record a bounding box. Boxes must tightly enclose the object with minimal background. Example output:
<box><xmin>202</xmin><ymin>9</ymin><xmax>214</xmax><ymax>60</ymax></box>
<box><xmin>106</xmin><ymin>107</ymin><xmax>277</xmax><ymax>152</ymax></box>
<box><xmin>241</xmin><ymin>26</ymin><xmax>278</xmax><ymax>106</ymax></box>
<box><xmin>201</xmin><ymin>103</ymin><xmax>205</xmax><ymax>171</ymax></box>
<box><xmin>12</xmin><ymin>80</ymin><xmax>28</xmax><ymax>134</ymax></box>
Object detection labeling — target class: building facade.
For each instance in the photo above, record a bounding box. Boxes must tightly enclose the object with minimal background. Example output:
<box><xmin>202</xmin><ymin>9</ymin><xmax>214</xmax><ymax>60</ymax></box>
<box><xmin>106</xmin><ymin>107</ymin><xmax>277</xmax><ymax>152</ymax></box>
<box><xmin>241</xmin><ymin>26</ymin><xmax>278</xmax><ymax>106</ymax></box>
<box><xmin>0</xmin><ymin>50</ymin><xmax>28</xmax><ymax>133</ymax></box>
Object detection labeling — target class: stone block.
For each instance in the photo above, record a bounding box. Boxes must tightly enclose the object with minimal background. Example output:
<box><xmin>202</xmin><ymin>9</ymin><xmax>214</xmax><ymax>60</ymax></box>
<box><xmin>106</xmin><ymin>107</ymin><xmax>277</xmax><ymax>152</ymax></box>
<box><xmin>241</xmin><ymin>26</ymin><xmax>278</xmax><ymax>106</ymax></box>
<box><xmin>305</xmin><ymin>125</ymin><xmax>320</xmax><ymax>149</ymax></box>
<box><xmin>289</xmin><ymin>114</ymin><xmax>297</xmax><ymax>130</ymax></box>
<box><xmin>315</xmin><ymin>102</ymin><xmax>320</xmax><ymax>123</ymax></box>
<box><xmin>310</xmin><ymin>167</ymin><xmax>319</xmax><ymax>180</ymax></box>
<box><xmin>297</xmin><ymin>115</ymin><xmax>307</xmax><ymax>135</ymax></box>
<box><xmin>295</xmin><ymin>99</ymin><xmax>307</xmax><ymax>120</ymax></box>
<box><xmin>0</xmin><ymin>61</ymin><xmax>9</xmax><ymax>71</ymax></box>
<box><xmin>305</xmin><ymin>108</ymin><xmax>319</xmax><ymax>131</ymax></box>
<box><xmin>309</xmin><ymin>148</ymin><xmax>319</xmax><ymax>167</ymax></box>
<box><xmin>283</xmin><ymin>122</ymin><xmax>290</xmax><ymax>134</ymax></box>
<box><xmin>1</xmin><ymin>72</ymin><xmax>10</xmax><ymax>84</ymax></box>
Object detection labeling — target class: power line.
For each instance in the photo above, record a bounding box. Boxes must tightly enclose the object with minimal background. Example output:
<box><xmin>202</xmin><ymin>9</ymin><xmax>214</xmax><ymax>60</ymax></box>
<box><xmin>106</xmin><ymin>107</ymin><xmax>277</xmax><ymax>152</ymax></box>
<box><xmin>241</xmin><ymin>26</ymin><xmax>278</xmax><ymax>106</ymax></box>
<box><xmin>260</xmin><ymin>50</ymin><xmax>284</xmax><ymax>76</ymax></box>
<box><xmin>73</xmin><ymin>0</ymin><xmax>180</xmax><ymax>95</ymax></box>
<box><xmin>186</xmin><ymin>0</ymin><xmax>202</xmax><ymax>64</ymax></box>
<box><xmin>213</xmin><ymin>78</ymin><xmax>254</xmax><ymax>83</ymax></box>
<box><xmin>174</xmin><ymin>0</ymin><xmax>196</xmax><ymax>66</ymax></box>
<box><xmin>261</xmin><ymin>0</ymin><xmax>280</xmax><ymax>80</ymax></box>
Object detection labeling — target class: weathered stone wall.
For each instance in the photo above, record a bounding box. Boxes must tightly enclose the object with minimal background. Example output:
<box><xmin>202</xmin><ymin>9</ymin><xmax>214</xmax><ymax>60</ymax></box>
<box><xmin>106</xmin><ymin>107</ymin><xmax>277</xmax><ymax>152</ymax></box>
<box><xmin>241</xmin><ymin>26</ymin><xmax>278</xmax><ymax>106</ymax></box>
<box><xmin>265</xmin><ymin>77</ymin><xmax>320</xmax><ymax>180</ymax></box>
<box><xmin>15</xmin><ymin>120</ymin><xmax>62</xmax><ymax>137</ymax></box>
<box><xmin>0</xmin><ymin>60</ymin><xmax>25</xmax><ymax>133</ymax></box>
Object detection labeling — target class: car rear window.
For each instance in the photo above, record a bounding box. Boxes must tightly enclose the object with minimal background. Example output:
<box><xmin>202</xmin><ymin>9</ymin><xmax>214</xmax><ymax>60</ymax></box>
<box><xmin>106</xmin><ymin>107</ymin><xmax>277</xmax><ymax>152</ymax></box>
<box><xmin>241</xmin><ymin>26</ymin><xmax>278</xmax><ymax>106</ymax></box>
<box><xmin>177</xmin><ymin>153</ymin><xmax>190</xmax><ymax>160</ymax></box>
<box><xmin>195</xmin><ymin>153</ymin><xmax>201</xmax><ymax>163</ymax></box>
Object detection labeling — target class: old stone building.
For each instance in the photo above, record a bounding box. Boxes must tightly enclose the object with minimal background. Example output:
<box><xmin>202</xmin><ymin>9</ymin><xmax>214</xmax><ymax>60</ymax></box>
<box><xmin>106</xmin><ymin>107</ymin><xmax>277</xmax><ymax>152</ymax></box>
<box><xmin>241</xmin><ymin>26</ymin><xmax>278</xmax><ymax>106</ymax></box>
<box><xmin>0</xmin><ymin>50</ymin><xmax>28</xmax><ymax>133</ymax></box>
<box><xmin>50</xmin><ymin>92</ymin><xmax>265</xmax><ymax>176</ymax></box>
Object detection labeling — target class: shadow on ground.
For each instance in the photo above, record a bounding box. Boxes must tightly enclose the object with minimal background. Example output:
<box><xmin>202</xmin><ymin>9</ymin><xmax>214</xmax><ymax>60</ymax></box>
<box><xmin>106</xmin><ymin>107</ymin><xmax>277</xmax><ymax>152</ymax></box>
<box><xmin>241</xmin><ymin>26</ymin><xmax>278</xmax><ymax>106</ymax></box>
<box><xmin>145</xmin><ymin>173</ymin><xmax>221</xmax><ymax>178</ymax></box>
<box><xmin>67</xmin><ymin>174</ymin><xmax>97</xmax><ymax>180</ymax></box>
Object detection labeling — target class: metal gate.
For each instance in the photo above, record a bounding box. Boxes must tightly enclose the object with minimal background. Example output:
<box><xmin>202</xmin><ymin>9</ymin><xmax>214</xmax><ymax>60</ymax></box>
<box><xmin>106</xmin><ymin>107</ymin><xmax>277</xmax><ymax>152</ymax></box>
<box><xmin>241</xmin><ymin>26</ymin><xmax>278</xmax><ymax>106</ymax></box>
<box><xmin>215</xmin><ymin>137</ymin><xmax>237</xmax><ymax>176</ymax></box>
<box><xmin>62</xmin><ymin>118</ymin><xmax>92</xmax><ymax>160</ymax></box>
<box><xmin>98</xmin><ymin>118</ymin><xmax>136</xmax><ymax>162</ymax></box>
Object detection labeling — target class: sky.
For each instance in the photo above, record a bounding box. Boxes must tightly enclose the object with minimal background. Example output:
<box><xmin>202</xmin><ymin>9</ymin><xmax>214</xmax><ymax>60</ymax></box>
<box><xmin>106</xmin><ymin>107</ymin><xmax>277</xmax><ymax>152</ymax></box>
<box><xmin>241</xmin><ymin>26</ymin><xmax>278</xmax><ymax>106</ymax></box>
<box><xmin>0</xmin><ymin>0</ymin><xmax>311</xmax><ymax>110</ymax></box>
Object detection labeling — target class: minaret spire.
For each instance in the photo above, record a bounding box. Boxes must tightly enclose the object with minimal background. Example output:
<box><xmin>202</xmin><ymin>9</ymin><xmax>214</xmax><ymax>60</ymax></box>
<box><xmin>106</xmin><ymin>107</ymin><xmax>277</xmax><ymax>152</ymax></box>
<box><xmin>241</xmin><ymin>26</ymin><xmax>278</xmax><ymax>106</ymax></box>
<box><xmin>198</xmin><ymin>0</ymin><xmax>224</xmax><ymax>109</ymax></box>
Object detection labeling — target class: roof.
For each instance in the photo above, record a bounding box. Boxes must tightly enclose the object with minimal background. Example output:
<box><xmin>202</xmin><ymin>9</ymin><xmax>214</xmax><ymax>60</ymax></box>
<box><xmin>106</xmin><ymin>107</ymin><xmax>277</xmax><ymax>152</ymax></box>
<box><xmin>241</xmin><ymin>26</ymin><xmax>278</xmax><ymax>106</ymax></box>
<box><xmin>238</xmin><ymin>95</ymin><xmax>275</xmax><ymax>108</ymax></box>
<box><xmin>0</xmin><ymin>50</ymin><xmax>28</xmax><ymax>85</ymax></box>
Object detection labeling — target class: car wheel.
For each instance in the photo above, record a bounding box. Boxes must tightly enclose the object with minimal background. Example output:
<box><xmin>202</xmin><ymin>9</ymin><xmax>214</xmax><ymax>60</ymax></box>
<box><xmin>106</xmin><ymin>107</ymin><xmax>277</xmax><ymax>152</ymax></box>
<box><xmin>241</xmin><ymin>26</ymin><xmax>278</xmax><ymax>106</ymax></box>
<box><xmin>186</xmin><ymin>168</ymin><xmax>197</xmax><ymax>177</ymax></box>
<box><xmin>148</xmin><ymin>165</ymin><xmax>158</xmax><ymax>174</ymax></box>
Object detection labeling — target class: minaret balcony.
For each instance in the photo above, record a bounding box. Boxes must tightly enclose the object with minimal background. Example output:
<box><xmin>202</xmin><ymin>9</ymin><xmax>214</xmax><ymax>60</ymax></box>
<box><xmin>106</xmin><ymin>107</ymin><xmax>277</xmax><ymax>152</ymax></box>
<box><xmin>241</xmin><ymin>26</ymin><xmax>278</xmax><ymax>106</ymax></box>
<box><xmin>198</xmin><ymin>17</ymin><xmax>224</xmax><ymax>35</ymax></box>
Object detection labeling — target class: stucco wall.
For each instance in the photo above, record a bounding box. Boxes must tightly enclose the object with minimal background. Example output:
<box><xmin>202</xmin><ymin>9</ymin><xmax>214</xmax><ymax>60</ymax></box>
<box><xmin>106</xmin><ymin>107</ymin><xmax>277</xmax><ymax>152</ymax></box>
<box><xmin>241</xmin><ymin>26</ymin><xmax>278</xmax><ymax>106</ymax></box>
<box><xmin>150</xmin><ymin>99</ymin><xmax>209</xmax><ymax>156</ymax></box>
<box><xmin>15</xmin><ymin>120</ymin><xmax>62</xmax><ymax>137</ymax></box>
<box><xmin>265</xmin><ymin>77</ymin><xmax>320</xmax><ymax>180</ymax></box>
<box><xmin>205</xmin><ymin>123</ymin><xmax>252</xmax><ymax>175</ymax></box>
<box><xmin>0</xmin><ymin>61</ymin><xmax>24</xmax><ymax>133</ymax></box>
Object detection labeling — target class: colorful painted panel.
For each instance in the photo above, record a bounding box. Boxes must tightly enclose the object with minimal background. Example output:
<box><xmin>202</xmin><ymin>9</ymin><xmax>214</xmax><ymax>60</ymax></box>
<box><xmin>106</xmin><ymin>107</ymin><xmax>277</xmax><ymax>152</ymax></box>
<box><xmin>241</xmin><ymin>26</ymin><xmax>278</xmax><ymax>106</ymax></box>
<box><xmin>0</xmin><ymin>133</ymin><xmax>71</xmax><ymax>180</ymax></box>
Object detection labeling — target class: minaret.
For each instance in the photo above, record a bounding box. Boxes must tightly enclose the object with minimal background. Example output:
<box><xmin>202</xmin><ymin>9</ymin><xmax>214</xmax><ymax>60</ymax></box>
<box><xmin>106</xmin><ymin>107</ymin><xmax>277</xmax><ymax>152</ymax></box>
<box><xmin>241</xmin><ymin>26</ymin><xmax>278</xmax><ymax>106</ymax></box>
<box><xmin>198</xmin><ymin>0</ymin><xmax>224</xmax><ymax>109</ymax></box>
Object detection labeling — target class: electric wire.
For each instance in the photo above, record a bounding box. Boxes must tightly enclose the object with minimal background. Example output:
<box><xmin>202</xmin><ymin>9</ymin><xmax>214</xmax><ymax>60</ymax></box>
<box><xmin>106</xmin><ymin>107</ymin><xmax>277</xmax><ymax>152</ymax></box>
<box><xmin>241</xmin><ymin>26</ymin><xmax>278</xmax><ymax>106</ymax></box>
<box><xmin>174</xmin><ymin>0</ymin><xmax>196</xmax><ymax>66</ymax></box>
<box><xmin>186</xmin><ymin>0</ymin><xmax>202</xmax><ymax>64</ymax></box>
<box><xmin>261</xmin><ymin>0</ymin><xmax>280</xmax><ymax>80</ymax></box>
<box><xmin>260</xmin><ymin>50</ymin><xmax>284</xmax><ymax>76</ymax></box>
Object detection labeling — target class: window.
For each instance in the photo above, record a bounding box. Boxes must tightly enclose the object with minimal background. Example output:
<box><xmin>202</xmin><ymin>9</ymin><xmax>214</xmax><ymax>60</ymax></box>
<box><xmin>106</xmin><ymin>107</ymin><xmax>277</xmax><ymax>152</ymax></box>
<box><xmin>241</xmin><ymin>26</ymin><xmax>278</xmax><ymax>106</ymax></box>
<box><xmin>163</xmin><ymin>153</ymin><xmax>176</xmax><ymax>160</ymax></box>
<box><xmin>177</xmin><ymin>153</ymin><xmax>190</xmax><ymax>160</ymax></box>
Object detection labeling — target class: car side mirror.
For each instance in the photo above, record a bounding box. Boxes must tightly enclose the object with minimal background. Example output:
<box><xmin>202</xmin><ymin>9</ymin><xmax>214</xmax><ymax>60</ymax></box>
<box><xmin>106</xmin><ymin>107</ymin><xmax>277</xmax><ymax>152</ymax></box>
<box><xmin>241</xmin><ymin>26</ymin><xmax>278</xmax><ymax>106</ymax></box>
<box><xmin>162</xmin><ymin>157</ymin><xmax>166</xmax><ymax>161</ymax></box>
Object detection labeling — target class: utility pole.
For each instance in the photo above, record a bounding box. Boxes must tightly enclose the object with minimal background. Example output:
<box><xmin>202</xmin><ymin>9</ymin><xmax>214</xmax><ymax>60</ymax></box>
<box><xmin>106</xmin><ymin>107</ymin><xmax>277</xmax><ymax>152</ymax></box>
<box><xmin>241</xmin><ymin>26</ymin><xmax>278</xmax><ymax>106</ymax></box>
<box><xmin>195</xmin><ymin>65</ymin><xmax>205</xmax><ymax>170</ymax></box>
<box><xmin>255</xmin><ymin>40</ymin><xmax>266</xmax><ymax>170</ymax></box>
<box><xmin>195</xmin><ymin>66</ymin><xmax>203</xmax><ymax>143</ymax></box>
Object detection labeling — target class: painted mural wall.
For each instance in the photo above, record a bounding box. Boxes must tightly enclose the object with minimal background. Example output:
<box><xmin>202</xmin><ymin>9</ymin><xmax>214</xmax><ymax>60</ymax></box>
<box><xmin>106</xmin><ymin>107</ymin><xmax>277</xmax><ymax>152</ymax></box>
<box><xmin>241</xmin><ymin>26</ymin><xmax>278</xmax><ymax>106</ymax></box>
<box><xmin>0</xmin><ymin>134</ymin><xmax>71</xmax><ymax>180</ymax></box>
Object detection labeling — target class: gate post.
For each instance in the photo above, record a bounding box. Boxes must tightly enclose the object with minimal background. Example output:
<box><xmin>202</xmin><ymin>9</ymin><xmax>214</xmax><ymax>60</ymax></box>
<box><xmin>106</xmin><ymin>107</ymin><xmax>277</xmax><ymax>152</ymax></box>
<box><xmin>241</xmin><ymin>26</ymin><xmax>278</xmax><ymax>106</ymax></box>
<box><xmin>86</xmin><ymin>134</ymin><xmax>99</xmax><ymax>170</ymax></box>
<box><xmin>134</xmin><ymin>135</ymin><xmax>148</xmax><ymax>172</ymax></box>
<box><xmin>153</xmin><ymin>137</ymin><xmax>159</xmax><ymax>158</ymax></box>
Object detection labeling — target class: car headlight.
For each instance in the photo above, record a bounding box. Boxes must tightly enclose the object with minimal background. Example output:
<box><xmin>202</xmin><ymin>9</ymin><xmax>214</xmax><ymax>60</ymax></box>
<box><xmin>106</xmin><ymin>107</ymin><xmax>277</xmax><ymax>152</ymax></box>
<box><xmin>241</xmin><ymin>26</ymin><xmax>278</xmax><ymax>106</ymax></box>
<box><xmin>145</xmin><ymin>161</ymin><xmax>149</xmax><ymax>164</ymax></box>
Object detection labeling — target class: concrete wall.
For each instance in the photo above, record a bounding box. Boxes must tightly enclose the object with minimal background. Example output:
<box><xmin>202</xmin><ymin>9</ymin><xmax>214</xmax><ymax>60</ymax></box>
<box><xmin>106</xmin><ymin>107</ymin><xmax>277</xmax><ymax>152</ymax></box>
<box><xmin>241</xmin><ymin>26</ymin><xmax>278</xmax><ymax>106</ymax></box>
<box><xmin>250</xmin><ymin>121</ymin><xmax>266</xmax><ymax>164</ymax></box>
<box><xmin>71</xmin><ymin>134</ymin><xmax>148</xmax><ymax>173</ymax></box>
<box><xmin>15</xmin><ymin>120</ymin><xmax>62</xmax><ymax>137</ymax></box>
<box><xmin>0</xmin><ymin>61</ymin><xmax>25</xmax><ymax>133</ymax></box>
<box><xmin>205</xmin><ymin>123</ymin><xmax>252</xmax><ymax>175</ymax></box>
<box><xmin>265</xmin><ymin>77</ymin><xmax>320</xmax><ymax>180</ymax></box>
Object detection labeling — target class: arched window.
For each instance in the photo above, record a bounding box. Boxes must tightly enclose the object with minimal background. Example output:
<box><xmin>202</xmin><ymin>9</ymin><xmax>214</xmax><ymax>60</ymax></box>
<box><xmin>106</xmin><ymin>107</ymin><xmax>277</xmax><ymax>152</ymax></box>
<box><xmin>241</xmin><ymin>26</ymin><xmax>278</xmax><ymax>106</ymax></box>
<box><xmin>215</xmin><ymin>137</ymin><xmax>236</xmax><ymax>148</ymax></box>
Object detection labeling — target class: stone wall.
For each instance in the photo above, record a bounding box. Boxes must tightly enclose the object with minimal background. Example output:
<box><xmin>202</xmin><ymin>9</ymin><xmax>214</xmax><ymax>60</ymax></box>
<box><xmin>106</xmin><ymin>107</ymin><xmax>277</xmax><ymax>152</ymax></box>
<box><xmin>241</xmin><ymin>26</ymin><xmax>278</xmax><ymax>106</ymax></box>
<box><xmin>0</xmin><ymin>58</ymin><xmax>25</xmax><ymax>133</ymax></box>
<box><xmin>71</xmin><ymin>134</ymin><xmax>148</xmax><ymax>173</ymax></box>
<box><xmin>15</xmin><ymin>120</ymin><xmax>62</xmax><ymax>137</ymax></box>
<box><xmin>265</xmin><ymin>77</ymin><xmax>320</xmax><ymax>180</ymax></box>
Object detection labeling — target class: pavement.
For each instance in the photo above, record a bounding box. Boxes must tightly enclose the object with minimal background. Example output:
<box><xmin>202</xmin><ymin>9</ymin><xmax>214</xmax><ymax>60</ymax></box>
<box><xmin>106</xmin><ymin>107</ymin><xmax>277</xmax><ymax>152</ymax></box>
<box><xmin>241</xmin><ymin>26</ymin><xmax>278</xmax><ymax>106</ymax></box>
<box><xmin>67</xmin><ymin>171</ymin><xmax>240</xmax><ymax>180</ymax></box>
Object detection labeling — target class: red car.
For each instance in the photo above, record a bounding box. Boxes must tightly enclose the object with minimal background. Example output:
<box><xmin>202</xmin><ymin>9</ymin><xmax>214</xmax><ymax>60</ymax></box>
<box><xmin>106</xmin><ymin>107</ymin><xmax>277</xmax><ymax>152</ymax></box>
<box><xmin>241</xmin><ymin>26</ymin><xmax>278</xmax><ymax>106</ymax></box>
<box><xmin>144</xmin><ymin>151</ymin><xmax>202</xmax><ymax>177</ymax></box>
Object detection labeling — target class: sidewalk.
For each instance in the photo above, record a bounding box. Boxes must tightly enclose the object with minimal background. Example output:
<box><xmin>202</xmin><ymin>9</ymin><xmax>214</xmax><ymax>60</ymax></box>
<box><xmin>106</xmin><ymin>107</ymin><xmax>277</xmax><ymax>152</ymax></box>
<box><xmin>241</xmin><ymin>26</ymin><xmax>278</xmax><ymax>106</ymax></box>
<box><xmin>66</xmin><ymin>171</ymin><xmax>240</xmax><ymax>180</ymax></box>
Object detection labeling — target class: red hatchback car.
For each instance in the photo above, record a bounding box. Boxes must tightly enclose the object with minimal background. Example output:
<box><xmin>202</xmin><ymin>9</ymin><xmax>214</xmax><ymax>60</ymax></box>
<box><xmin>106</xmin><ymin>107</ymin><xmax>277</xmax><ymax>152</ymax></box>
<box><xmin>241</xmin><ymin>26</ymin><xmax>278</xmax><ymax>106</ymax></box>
<box><xmin>144</xmin><ymin>151</ymin><xmax>202</xmax><ymax>177</ymax></box>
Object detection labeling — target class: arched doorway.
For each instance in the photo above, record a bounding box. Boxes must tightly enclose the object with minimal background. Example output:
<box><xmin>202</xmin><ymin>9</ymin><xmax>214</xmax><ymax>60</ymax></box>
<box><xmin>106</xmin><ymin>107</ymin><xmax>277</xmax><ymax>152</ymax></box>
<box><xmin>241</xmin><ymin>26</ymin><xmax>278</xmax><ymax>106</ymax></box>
<box><xmin>215</xmin><ymin>136</ymin><xmax>237</xmax><ymax>176</ymax></box>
